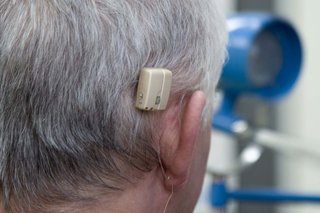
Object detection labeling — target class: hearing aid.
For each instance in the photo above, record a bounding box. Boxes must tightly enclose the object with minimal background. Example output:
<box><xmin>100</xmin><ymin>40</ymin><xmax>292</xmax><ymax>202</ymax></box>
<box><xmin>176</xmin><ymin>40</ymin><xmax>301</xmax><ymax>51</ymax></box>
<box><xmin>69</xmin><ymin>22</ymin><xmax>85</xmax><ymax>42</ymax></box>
<box><xmin>135</xmin><ymin>68</ymin><xmax>172</xmax><ymax>111</ymax></box>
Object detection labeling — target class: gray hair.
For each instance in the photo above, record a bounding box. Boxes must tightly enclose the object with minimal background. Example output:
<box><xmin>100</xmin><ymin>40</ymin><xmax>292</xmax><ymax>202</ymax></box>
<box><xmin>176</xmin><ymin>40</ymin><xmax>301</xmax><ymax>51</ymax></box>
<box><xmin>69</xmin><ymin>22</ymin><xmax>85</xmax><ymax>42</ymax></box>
<box><xmin>0</xmin><ymin>0</ymin><xmax>227</xmax><ymax>212</ymax></box>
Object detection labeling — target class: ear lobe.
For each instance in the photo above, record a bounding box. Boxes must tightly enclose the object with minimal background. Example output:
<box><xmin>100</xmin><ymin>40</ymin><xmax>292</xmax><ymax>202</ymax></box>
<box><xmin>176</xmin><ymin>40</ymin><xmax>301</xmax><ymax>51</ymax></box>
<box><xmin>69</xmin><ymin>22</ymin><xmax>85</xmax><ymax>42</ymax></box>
<box><xmin>163</xmin><ymin>91</ymin><xmax>206</xmax><ymax>189</ymax></box>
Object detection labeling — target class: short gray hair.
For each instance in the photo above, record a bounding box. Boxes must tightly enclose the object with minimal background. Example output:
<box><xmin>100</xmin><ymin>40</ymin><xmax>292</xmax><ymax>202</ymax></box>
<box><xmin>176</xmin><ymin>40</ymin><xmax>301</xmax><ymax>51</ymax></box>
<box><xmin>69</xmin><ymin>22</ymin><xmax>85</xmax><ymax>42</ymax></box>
<box><xmin>0</xmin><ymin>0</ymin><xmax>227</xmax><ymax>212</ymax></box>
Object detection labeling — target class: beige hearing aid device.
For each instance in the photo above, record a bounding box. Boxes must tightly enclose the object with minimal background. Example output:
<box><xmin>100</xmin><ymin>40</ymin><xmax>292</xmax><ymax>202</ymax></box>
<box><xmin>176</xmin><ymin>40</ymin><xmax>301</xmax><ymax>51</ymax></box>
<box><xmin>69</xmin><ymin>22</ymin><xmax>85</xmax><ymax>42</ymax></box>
<box><xmin>135</xmin><ymin>68</ymin><xmax>172</xmax><ymax>111</ymax></box>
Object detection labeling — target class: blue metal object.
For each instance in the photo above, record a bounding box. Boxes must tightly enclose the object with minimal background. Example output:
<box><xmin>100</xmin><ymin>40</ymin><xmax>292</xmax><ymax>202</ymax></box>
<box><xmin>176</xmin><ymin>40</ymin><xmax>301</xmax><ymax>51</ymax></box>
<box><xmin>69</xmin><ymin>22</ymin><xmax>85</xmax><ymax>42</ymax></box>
<box><xmin>213</xmin><ymin>12</ymin><xmax>303</xmax><ymax>133</ymax></box>
<box><xmin>211</xmin><ymin>180</ymin><xmax>320</xmax><ymax>209</ymax></box>
<box><xmin>211</xmin><ymin>181</ymin><xmax>228</xmax><ymax>208</ymax></box>
<box><xmin>212</xmin><ymin>94</ymin><xmax>239</xmax><ymax>134</ymax></box>
<box><xmin>220</xmin><ymin>12</ymin><xmax>303</xmax><ymax>99</ymax></box>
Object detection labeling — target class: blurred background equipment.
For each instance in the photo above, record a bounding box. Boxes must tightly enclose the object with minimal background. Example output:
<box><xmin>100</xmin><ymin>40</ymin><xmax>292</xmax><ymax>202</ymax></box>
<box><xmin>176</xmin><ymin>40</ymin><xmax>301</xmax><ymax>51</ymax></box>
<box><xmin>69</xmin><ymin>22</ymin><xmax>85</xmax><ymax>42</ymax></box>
<box><xmin>213</xmin><ymin>12</ymin><xmax>302</xmax><ymax>135</ymax></box>
<box><xmin>195</xmin><ymin>0</ymin><xmax>320</xmax><ymax>213</ymax></box>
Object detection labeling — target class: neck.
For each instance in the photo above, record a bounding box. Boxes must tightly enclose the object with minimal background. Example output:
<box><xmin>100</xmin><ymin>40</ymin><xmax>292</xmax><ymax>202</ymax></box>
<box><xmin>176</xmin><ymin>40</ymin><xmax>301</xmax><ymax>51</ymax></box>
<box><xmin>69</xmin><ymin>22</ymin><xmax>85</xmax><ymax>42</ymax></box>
<box><xmin>0</xmin><ymin>168</ymin><xmax>172</xmax><ymax>213</ymax></box>
<box><xmin>90</xmin><ymin>168</ymin><xmax>171</xmax><ymax>213</ymax></box>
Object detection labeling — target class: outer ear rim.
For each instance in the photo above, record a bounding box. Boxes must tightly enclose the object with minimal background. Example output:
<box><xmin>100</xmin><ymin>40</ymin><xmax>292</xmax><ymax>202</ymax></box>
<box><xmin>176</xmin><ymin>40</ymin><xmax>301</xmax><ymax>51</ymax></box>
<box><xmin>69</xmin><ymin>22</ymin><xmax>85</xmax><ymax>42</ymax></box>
<box><xmin>162</xmin><ymin>91</ymin><xmax>206</xmax><ymax>190</ymax></box>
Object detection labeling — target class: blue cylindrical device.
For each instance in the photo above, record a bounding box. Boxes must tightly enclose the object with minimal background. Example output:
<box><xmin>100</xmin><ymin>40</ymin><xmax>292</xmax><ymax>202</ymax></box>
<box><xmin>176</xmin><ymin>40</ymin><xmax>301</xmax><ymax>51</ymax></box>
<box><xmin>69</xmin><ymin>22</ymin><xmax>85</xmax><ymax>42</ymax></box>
<box><xmin>220</xmin><ymin>12</ymin><xmax>303</xmax><ymax>100</ymax></box>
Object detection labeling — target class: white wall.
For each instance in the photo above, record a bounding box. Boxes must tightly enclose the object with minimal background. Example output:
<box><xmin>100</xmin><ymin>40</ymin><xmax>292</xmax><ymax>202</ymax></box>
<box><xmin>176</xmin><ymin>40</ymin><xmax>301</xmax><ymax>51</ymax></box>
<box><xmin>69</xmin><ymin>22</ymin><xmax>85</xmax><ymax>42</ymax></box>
<box><xmin>275</xmin><ymin>1</ymin><xmax>320</xmax><ymax>213</ymax></box>
<box><xmin>221</xmin><ymin>0</ymin><xmax>237</xmax><ymax>15</ymax></box>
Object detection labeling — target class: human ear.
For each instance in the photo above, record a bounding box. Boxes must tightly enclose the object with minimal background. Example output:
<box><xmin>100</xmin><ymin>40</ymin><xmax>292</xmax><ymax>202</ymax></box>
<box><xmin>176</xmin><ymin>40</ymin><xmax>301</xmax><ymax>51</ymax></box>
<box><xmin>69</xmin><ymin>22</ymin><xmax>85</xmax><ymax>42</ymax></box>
<box><xmin>160</xmin><ymin>91</ymin><xmax>206</xmax><ymax>189</ymax></box>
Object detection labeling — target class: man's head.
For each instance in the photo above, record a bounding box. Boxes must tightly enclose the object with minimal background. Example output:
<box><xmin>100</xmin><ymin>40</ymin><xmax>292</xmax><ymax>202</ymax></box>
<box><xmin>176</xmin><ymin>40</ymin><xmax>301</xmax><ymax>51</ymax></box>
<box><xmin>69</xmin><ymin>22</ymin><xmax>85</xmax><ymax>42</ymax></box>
<box><xmin>0</xmin><ymin>0</ymin><xmax>227</xmax><ymax>212</ymax></box>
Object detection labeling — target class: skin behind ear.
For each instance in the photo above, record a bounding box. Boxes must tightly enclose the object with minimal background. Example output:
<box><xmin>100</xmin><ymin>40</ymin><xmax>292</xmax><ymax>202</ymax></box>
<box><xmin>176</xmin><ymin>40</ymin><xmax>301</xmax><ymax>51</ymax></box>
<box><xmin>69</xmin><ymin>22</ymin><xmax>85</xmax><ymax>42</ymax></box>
<box><xmin>160</xmin><ymin>91</ymin><xmax>206</xmax><ymax>189</ymax></box>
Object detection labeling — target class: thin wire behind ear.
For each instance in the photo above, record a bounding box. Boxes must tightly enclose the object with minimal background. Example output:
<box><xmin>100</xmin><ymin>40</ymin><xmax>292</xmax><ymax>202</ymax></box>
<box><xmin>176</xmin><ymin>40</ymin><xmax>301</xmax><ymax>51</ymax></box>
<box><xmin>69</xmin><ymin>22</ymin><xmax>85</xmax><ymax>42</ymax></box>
<box><xmin>158</xmin><ymin>145</ymin><xmax>173</xmax><ymax>213</ymax></box>
<box><xmin>162</xmin><ymin>175</ymin><xmax>173</xmax><ymax>213</ymax></box>
<box><xmin>155</xmin><ymin>125</ymin><xmax>174</xmax><ymax>213</ymax></box>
